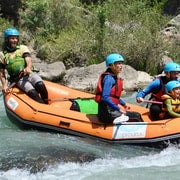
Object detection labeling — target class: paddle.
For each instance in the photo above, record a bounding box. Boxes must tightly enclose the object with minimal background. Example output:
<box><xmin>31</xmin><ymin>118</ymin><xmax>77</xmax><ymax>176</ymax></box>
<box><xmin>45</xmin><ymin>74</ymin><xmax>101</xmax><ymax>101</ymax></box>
<box><xmin>47</xmin><ymin>97</ymin><xmax>95</xmax><ymax>101</ymax></box>
<box><xmin>143</xmin><ymin>100</ymin><xmax>163</xmax><ymax>105</ymax></box>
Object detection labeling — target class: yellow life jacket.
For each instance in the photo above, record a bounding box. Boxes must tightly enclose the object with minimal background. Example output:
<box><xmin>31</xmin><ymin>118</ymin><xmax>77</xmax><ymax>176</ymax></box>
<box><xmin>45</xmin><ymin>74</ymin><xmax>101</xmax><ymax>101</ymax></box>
<box><xmin>161</xmin><ymin>94</ymin><xmax>180</xmax><ymax>113</ymax></box>
<box><xmin>4</xmin><ymin>46</ymin><xmax>25</xmax><ymax>77</ymax></box>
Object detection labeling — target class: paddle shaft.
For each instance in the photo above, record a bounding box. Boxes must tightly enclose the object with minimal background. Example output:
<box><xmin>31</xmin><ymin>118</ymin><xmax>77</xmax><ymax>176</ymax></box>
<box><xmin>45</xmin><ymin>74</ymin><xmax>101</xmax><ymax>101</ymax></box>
<box><xmin>143</xmin><ymin>100</ymin><xmax>163</xmax><ymax>105</ymax></box>
<box><xmin>47</xmin><ymin>97</ymin><xmax>95</xmax><ymax>101</ymax></box>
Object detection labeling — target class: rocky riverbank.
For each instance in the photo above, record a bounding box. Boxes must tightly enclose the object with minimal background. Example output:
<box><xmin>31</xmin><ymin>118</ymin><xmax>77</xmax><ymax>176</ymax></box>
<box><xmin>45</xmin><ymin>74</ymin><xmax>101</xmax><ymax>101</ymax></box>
<box><xmin>34</xmin><ymin>60</ymin><xmax>153</xmax><ymax>93</ymax></box>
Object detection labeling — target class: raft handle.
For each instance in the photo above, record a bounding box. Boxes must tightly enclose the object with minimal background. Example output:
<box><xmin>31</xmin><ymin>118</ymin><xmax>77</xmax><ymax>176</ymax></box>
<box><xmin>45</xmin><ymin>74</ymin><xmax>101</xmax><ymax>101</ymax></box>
<box><xmin>59</xmin><ymin>121</ymin><xmax>70</xmax><ymax>127</ymax></box>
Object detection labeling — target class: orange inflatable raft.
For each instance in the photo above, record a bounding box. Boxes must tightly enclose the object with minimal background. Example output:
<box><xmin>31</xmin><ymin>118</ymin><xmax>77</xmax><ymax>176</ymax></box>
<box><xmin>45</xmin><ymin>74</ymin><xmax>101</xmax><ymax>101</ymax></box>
<box><xmin>3</xmin><ymin>80</ymin><xmax>180</xmax><ymax>148</ymax></box>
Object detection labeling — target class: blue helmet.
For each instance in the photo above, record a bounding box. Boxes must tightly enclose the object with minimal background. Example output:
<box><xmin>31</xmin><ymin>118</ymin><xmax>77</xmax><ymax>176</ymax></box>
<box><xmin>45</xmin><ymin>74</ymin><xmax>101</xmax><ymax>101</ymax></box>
<box><xmin>164</xmin><ymin>62</ymin><xmax>180</xmax><ymax>73</ymax></box>
<box><xmin>166</xmin><ymin>80</ymin><xmax>180</xmax><ymax>92</ymax></box>
<box><xmin>105</xmin><ymin>53</ymin><xmax>124</xmax><ymax>67</ymax></box>
<box><xmin>4</xmin><ymin>28</ymin><xmax>19</xmax><ymax>38</ymax></box>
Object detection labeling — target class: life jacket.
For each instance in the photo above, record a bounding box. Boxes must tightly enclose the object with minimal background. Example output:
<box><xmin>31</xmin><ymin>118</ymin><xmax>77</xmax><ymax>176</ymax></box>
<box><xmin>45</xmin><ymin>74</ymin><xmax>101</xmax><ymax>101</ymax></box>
<box><xmin>161</xmin><ymin>94</ymin><xmax>180</xmax><ymax>113</ymax></box>
<box><xmin>4</xmin><ymin>46</ymin><xmax>25</xmax><ymax>77</ymax></box>
<box><xmin>150</xmin><ymin>76</ymin><xmax>168</xmax><ymax>101</ymax></box>
<box><xmin>94</xmin><ymin>71</ymin><xmax>123</xmax><ymax>105</ymax></box>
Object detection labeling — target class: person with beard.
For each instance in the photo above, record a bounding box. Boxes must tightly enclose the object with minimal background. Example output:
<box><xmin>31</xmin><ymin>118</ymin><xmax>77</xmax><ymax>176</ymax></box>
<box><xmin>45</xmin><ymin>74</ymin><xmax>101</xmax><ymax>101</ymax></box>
<box><xmin>95</xmin><ymin>53</ymin><xmax>142</xmax><ymax>124</ymax></box>
<box><xmin>0</xmin><ymin>28</ymin><xmax>48</xmax><ymax>104</ymax></box>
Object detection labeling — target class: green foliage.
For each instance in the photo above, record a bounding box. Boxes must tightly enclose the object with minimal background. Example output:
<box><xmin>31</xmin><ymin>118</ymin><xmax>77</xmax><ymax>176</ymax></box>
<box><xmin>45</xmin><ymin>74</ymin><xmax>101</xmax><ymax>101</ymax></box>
<box><xmin>95</xmin><ymin>0</ymin><xmax>171</xmax><ymax>74</ymax></box>
<box><xmin>10</xmin><ymin>0</ymin><xmax>177</xmax><ymax>74</ymax></box>
<box><xmin>145</xmin><ymin>0</ymin><xmax>168</xmax><ymax>10</ymax></box>
<box><xmin>20</xmin><ymin>0</ymin><xmax>84</xmax><ymax>36</ymax></box>
<box><xmin>20</xmin><ymin>0</ymin><xmax>53</xmax><ymax>36</ymax></box>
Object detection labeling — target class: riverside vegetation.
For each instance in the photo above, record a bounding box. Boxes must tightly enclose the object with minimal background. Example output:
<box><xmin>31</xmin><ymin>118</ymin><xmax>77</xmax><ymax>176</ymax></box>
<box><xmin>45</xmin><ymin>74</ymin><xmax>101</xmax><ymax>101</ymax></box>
<box><xmin>0</xmin><ymin>0</ymin><xmax>179</xmax><ymax>75</ymax></box>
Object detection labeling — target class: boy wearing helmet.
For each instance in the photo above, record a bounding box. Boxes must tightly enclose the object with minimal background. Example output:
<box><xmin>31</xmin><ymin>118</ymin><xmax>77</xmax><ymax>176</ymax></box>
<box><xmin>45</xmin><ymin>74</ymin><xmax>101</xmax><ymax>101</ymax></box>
<box><xmin>136</xmin><ymin>62</ymin><xmax>180</xmax><ymax>120</ymax></box>
<box><xmin>0</xmin><ymin>28</ymin><xmax>48</xmax><ymax>104</ymax></box>
<box><xmin>95</xmin><ymin>53</ymin><xmax>142</xmax><ymax>124</ymax></box>
<box><xmin>161</xmin><ymin>80</ymin><xmax>180</xmax><ymax>118</ymax></box>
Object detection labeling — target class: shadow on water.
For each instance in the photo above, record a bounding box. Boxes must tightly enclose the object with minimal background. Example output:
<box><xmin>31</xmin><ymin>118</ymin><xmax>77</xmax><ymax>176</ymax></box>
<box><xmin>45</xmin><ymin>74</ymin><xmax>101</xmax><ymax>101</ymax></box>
<box><xmin>0</xmin><ymin>145</ymin><xmax>98</xmax><ymax>174</ymax></box>
<box><xmin>0</xmin><ymin>129</ymin><xmax>101</xmax><ymax>174</ymax></box>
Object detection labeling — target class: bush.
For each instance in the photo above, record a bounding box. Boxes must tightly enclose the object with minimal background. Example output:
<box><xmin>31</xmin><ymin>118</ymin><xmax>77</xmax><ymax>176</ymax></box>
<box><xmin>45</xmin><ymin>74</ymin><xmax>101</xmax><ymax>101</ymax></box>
<box><xmin>17</xmin><ymin>0</ymin><xmax>176</xmax><ymax>75</ymax></box>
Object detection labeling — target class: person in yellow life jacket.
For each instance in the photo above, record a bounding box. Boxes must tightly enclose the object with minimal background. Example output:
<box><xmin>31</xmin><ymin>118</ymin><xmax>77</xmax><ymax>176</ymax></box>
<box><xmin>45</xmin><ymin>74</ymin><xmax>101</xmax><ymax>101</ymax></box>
<box><xmin>161</xmin><ymin>80</ymin><xmax>180</xmax><ymax>118</ymax></box>
<box><xmin>0</xmin><ymin>28</ymin><xmax>48</xmax><ymax>104</ymax></box>
<box><xmin>95</xmin><ymin>53</ymin><xmax>143</xmax><ymax>124</ymax></box>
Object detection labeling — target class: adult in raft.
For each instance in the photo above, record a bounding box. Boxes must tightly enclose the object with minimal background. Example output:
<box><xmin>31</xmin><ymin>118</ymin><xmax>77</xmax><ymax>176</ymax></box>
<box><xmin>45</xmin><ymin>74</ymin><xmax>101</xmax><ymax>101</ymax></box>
<box><xmin>0</xmin><ymin>28</ymin><xmax>48</xmax><ymax>104</ymax></box>
<box><xmin>136</xmin><ymin>61</ymin><xmax>180</xmax><ymax>120</ymax></box>
<box><xmin>95</xmin><ymin>53</ymin><xmax>142</xmax><ymax>124</ymax></box>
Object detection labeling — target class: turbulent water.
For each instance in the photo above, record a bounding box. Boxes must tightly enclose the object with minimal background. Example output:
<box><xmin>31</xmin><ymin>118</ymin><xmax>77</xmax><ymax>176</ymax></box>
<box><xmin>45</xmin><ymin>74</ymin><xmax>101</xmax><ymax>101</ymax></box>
<box><xmin>0</xmin><ymin>92</ymin><xmax>180</xmax><ymax>180</ymax></box>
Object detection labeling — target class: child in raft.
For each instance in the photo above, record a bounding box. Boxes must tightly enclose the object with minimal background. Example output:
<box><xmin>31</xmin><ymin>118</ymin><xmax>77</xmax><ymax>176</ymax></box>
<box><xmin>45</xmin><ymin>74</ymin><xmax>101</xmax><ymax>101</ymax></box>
<box><xmin>161</xmin><ymin>80</ymin><xmax>180</xmax><ymax>118</ymax></box>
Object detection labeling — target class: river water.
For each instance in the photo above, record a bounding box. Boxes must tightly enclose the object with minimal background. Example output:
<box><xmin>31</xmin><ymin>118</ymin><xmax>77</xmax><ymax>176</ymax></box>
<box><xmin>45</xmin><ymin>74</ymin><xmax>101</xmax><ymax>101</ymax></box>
<box><xmin>0</xmin><ymin>92</ymin><xmax>180</xmax><ymax>180</ymax></box>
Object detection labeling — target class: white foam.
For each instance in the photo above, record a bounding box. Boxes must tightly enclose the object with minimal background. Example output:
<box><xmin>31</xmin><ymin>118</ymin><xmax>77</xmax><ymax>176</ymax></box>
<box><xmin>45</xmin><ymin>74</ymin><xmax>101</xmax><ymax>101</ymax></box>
<box><xmin>1</xmin><ymin>146</ymin><xmax>179</xmax><ymax>180</ymax></box>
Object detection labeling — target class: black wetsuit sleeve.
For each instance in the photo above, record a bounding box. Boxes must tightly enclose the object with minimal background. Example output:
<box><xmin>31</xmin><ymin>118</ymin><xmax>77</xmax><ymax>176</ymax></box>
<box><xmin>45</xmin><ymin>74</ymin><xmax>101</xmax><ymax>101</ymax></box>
<box><xmin>22</xmin><ymin>52</ymin><xmax>31</xmax><ymax>58</ymax></box>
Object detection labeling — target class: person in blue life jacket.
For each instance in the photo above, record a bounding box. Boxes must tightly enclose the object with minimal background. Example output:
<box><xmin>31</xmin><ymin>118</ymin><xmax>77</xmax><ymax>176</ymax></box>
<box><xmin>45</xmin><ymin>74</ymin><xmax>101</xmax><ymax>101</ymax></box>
<box><xmin>161</xmin><ymin>80</ymin><xmax>180</xmax><ymax>118</ymax></box>
<box><xmin>136</xmin><ymin>61</ymin><xmax>180</xmax><ymax>120</ymax></box>
<box><xmin>0</xmin><ymin>28</ymin><xmax>48</xmax><ymax>104</ymax></box>
<box><xmin>95</xmin><ymin>53</ymin><xmax>143</xmax><ymax>124</ymax></box>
